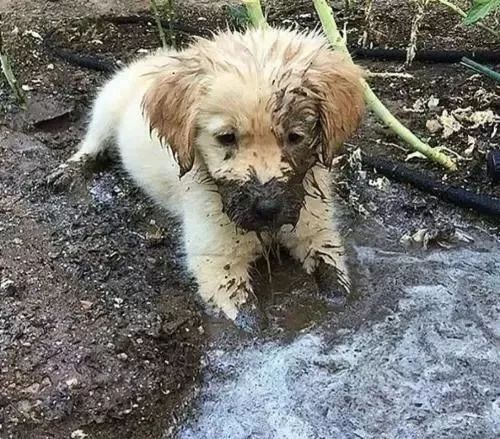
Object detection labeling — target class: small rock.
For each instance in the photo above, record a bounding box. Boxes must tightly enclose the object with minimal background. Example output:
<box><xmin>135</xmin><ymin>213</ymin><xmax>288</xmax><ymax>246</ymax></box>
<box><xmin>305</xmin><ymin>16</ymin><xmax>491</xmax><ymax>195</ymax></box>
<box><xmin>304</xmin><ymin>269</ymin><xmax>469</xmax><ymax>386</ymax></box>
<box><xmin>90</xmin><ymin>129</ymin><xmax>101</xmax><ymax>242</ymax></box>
<box><xmin>117</xmin><ymin>353</ymin><xmax>128</xmax><ymax>361</ymax></box>
<box><xmin>65</xmin><ymin>377</ymin><xmax>79</xmax><ymax>388</ymax></box>
<box><xmin>427</xmin><ymin>96</ymin><xmax>440</xmax><ymax>110</ymax></box>
<box><xmin>80</xmin><ymin>300</ymin><xmax>93</xmax><ymax>310</ymax></box>
<box><xmin>426</xmin><ymin>119</ymin><xmax>442</xmax><ymax>134</ymax></box>
<box><xmin>71</xmin><ymin>430</ymin><xmax>88</xmax><ymax>439</ymax></box>
<box><xmin>368</xmin><ymin>177</ymin><xmax>390</xmax><ymax>192</ymax></box>
<box><xmin>23</xmin><ymin>29</ymin><xmax>43</xmax><ymax>40</ymax></box>
<box><xmin>48</xmin><ymin>251</ymin><xmax>60</xmax><ymax>260</ymax></box>
<box><xmin>0</xmin><ymin>278</ymin><xmax>16</xmax><ymax>295</ymax></box>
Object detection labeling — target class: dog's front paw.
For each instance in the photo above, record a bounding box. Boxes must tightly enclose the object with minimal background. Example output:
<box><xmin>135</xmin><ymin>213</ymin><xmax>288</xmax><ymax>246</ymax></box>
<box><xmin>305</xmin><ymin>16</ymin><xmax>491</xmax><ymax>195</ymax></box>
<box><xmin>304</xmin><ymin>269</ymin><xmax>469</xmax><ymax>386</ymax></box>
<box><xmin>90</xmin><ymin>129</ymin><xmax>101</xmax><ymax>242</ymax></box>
<box><xmin>313</xmin><ymin>259</ymin><xmax>351</xmax><ymax>310</ymax></box>
<box><xmin>234</xmin><ymin>299</ymin><xmax>267</xmax><ymax>334</ymax></box>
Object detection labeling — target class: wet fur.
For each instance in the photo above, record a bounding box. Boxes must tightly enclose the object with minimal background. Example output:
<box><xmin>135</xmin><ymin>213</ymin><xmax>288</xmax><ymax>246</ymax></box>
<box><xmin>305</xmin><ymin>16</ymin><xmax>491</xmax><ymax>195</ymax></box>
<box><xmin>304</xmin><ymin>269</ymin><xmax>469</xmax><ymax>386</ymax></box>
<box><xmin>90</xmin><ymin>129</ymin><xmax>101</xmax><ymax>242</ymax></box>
<box><xmin>67</xmin><ymin>27</ymin><xmax>365</xmax><ymax>322</ymax></box>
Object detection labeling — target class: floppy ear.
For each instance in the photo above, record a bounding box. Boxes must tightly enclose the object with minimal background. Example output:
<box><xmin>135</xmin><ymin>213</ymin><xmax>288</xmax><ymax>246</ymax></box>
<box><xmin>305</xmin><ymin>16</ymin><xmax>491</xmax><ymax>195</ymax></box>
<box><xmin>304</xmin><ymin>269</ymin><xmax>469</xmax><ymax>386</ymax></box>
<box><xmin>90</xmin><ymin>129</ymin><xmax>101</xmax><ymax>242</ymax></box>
<box><xmin>142</xmin><ymin>59</ymin><xmax>203</xmax><ymax>177</ymax></box>
<box><xmin>306</xmin><ymin>51</ymin><xmax>365</xmax><ymax>167</ymax></box>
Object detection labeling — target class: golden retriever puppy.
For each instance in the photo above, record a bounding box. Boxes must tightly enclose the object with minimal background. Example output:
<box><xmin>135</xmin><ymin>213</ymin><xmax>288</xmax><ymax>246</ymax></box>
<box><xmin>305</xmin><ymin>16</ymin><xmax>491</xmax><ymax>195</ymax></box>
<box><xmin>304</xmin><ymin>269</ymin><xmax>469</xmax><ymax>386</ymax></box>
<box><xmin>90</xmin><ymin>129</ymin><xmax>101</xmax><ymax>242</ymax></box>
<box><xmin>63</xmin><ymin>27</ymin><xmax>364</xmax><ymax>331</ymax></box>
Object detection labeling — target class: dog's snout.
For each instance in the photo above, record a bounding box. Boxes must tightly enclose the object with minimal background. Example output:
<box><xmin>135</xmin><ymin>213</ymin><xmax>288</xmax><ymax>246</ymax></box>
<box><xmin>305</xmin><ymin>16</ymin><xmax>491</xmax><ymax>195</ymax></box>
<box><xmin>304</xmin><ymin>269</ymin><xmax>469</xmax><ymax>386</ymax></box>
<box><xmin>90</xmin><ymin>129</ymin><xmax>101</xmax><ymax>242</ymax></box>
<box><xmin>254</xmin><ymin>198</ymin><xmax>282</xmax><ymax>221</ymax></box>
<box><xmin>217</xmin><ymin>178</ymin><xmax>303</xmax><ymax>231</ymax></box>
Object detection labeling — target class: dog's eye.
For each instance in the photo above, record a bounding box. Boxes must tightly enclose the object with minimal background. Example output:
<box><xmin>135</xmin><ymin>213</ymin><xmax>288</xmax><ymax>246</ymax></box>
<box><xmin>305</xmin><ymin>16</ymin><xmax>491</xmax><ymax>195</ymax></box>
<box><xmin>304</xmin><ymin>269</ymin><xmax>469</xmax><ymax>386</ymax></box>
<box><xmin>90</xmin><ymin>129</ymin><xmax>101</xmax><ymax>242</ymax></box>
<box><xmin>216</xmin><ymin>133</ymin><xmax>236</xmax><ymax>146</ymax></box>
<box><xmin>287</xmin><ymin>132</ymin><xmax>304</xmax><ymax>145</ymax></box>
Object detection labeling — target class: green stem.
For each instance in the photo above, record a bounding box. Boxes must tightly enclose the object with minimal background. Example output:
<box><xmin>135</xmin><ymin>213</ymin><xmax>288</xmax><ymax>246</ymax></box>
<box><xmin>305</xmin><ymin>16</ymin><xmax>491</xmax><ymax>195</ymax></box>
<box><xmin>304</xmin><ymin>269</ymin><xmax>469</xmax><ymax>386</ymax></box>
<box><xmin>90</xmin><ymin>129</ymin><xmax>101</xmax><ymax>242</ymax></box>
<box><xmin>435</xmin><ymin>0</ymin><xmax>500</xmax><ymax>40</ymax></box>
<box><xmin>243</xmin><ymin>0</ymin><xmax>268</xmax><ymax>28</ymax></box>
<box><xmin>0</xmin><ymin>21</ymin><xmax>26</xmax><ymax>110</ymax></box>
<box><xmin>165</xmin><ymin>0</ymin><xmax>177</xmax><ymax>48</ymax></box>
<box><xmin>461</xmin><ymin>57</ymin><xmax>500</xmax><ymax>83</ymax></box>
<box><xmin>150</xmin><ymin>0</ymin><xmax>167</xmax><ymax>48</ymax></box>
<box><xmin>312</xmin><ymin>0</ymin><xmax>457</xmax><ymax>171</ymax></box>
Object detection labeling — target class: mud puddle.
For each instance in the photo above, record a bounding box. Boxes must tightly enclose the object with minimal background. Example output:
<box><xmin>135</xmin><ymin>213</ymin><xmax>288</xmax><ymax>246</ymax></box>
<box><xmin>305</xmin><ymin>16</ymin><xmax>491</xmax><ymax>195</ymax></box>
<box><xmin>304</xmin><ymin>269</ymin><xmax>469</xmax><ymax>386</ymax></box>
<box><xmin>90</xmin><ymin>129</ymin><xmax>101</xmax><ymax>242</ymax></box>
<box><xmin>179</xmin><ymin>220</ymin><xmax>500</xmax><ymax>439</ymax></box>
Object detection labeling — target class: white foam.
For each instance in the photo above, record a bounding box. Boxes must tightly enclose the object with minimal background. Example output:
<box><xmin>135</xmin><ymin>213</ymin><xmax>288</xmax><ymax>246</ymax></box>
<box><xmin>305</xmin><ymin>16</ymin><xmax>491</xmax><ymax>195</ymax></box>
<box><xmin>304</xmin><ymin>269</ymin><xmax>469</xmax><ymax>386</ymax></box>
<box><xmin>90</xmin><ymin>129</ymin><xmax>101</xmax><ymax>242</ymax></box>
<box><xmin>180</xmin><ymin>248</ymin><xmax>500</xmax><ymax>439</ymax></box>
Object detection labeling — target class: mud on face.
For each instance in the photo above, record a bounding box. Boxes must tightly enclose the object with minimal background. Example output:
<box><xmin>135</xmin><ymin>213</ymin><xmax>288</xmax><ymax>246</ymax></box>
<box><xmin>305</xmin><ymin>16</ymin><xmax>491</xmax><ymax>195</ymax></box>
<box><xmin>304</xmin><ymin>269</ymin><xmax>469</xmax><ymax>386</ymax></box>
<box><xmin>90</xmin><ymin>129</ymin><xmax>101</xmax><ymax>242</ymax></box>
<box><xmin>196</xmin><ymin>79</ymin><xmax>323</xmax><ymax>232</ymax></box>
<box><xmin>215</xmin><ymin>174</ymin><xmax>306</xmax><ymax>232</ymax></box>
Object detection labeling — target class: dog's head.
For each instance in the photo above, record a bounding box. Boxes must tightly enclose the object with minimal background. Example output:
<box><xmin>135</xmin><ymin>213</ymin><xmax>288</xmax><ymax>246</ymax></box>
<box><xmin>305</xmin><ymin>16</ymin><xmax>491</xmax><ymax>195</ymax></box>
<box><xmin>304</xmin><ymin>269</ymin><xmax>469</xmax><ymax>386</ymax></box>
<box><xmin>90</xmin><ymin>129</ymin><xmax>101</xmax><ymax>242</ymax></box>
<box><xmin>143</xmin><ymin>28</ymin><xmax>365</xmax><ymax>232</ymax></box>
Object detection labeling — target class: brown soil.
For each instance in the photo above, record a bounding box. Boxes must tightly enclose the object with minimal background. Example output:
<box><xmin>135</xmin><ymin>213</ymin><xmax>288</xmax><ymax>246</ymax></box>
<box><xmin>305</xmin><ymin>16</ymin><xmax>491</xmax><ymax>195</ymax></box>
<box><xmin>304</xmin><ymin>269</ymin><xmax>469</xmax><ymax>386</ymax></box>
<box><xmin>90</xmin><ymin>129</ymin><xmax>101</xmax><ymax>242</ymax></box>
<box><xmin>1</xmin><ymin>1</ymin><xmax>499</xmax><ymax>439</ymax></box>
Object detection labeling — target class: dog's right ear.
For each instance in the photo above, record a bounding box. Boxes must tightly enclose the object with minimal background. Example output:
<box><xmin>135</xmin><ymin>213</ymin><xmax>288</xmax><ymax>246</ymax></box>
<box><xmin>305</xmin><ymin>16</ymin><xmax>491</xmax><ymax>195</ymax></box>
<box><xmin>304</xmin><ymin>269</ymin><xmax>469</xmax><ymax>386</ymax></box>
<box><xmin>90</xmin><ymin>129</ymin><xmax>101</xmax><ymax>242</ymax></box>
<box><xmin>142</xmin><ymin>58</ymin><xmax>203</xmax><ymax>177</ymax></box>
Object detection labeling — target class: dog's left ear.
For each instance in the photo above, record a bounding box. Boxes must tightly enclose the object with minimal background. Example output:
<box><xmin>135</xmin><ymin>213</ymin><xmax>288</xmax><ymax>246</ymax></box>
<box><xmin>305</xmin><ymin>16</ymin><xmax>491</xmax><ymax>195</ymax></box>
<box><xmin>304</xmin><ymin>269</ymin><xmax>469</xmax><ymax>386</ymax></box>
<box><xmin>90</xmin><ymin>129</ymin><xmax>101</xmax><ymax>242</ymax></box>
<box><xmin>143</xmin><ymin>57</ymin><xmax>204</xmax><ymax>177</ymax></box>
<box><xmin>306</xmin><ymin>51</ymin><xmax>365</xmax><ymax>167</ymax></box>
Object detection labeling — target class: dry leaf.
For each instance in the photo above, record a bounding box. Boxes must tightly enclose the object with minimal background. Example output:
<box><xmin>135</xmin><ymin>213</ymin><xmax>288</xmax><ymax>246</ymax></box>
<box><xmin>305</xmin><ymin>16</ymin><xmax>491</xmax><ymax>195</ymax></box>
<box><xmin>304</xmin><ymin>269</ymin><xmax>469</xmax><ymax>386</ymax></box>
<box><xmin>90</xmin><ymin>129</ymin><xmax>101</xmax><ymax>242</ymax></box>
<box><xmin>464</xmin><ymin>135</ymin><xmax>476</xmax><ymax>156</ymax></box>
<box><xmin>437</xmin><ymin>110</ymin><xmax>462</xmax><ymax>138</ymax></box>
<box><xmin>406</xmin><ymin>151</ymin><xmax>428</xmax><ymax>162</ymax></box>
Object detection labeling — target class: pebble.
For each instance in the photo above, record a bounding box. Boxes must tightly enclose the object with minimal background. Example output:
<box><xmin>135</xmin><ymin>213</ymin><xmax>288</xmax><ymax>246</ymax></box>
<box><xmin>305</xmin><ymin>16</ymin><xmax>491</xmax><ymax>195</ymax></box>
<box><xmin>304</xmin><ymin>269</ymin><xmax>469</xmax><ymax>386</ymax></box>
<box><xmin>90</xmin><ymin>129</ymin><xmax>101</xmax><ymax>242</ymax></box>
<box><xmin>0</xmin><ymin>278</ymin><xmax>16</xmax><ymax>295</ymax></box>
<box><xmin>117</xmin><ymin>353</ymin><xmax>128</xmax><ymax>361</ymax></box>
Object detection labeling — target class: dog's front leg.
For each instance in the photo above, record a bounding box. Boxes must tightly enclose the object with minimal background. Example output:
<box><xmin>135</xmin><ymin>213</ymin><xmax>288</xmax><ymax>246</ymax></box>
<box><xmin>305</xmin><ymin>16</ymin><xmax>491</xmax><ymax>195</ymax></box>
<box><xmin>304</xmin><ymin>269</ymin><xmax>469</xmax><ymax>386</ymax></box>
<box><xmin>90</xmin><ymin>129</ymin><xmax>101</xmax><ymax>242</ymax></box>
<box><xmin>182</xmin><ymin>196</ymin><xmax>265</xmax><ymax>331</ymax></box>
<box><xmin>280</xmin><ymin>165</ymin><xmax>350</xmax><ymax>308</ymax></box>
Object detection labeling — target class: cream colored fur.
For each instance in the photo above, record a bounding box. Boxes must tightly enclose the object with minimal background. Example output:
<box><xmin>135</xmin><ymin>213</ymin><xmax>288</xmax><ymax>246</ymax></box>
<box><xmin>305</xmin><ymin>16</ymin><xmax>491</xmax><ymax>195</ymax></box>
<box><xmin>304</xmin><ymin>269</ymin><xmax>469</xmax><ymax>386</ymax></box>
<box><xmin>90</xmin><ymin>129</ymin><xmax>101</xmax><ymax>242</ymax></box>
<box><xmin>66</xmin><ymin>27</ymin><xmax>364</xmax><ymax>322</ymax></box>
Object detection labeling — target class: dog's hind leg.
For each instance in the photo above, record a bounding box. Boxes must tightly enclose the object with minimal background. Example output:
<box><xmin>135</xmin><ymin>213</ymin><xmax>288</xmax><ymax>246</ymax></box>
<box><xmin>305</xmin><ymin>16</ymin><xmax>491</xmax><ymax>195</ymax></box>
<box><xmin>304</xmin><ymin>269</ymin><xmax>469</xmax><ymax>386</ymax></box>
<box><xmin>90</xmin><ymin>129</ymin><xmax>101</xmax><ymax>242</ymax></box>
<box><xmin>279</xmin><ymin>165</ymin><xmax>351</xmax><ymax>308</ymax></box>
<box><xmin>47</xmin><ymin>73</ymin><xmax>129</xmax><ymax>190</ymax></box>
<box><xmin>70</xmin><ymin>74</ymin><xmax>129</xmax><ymax>163</ymax></box>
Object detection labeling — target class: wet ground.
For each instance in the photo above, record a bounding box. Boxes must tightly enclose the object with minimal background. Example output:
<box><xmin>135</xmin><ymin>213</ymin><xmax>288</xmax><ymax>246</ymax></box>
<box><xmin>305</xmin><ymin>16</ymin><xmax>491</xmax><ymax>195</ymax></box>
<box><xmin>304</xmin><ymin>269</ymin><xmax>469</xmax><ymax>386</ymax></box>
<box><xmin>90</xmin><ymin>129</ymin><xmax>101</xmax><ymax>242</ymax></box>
<box><xmin>181</xmin><ymin>221</ymin><xmax>500</xmax><ymax>439</ymax></box>
<box><xmin>1</xmin><ymin>1</ymin><xmax>500</xmax><ymax>438</ymax></box>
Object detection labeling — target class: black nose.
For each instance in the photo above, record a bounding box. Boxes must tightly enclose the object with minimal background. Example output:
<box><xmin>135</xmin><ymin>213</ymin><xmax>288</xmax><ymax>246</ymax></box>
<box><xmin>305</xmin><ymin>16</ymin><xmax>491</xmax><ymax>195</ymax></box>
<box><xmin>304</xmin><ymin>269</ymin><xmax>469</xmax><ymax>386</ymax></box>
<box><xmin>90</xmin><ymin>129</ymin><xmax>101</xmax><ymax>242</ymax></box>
<box><xmin>254</xmin><ymin>198</ymin><xmax>282</xmax><ymax>222</ymax></box>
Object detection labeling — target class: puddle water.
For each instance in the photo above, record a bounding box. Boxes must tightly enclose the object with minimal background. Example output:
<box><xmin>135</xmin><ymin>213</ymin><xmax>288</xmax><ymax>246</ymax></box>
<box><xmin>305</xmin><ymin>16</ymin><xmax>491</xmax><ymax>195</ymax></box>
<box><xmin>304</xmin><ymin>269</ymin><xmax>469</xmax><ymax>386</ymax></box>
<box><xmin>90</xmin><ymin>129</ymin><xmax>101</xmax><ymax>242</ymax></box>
<box><xmin>179</xmin><ymin>223</ymin><xmax>500</xmax><ymax>439</ymax></box>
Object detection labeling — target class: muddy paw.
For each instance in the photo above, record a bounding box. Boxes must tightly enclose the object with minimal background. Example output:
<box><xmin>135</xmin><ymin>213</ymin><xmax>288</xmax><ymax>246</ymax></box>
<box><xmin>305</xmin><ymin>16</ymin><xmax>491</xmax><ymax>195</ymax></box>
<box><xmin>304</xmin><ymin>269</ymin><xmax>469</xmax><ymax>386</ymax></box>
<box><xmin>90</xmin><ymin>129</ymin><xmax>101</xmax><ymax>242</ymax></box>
<box><xmin>45</xmin><ymin>161</ymin><xmax>85</xmax><ymax>193</ymax></box>
<box><xmin>313</xmin><ymin>260</ymin><xmax>350</xmax><ymax>310</ymax></box>
<box><xmin>234</xmin><ymin>300</ymin><xmax>267</xmax><ymax>334</ymax></box>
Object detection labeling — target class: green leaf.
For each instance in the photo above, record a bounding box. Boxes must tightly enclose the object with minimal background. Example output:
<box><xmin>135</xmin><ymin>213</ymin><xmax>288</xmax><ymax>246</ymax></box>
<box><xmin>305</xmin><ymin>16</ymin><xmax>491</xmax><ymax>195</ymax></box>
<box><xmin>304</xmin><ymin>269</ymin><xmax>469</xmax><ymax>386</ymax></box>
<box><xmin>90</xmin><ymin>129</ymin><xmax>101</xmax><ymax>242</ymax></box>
<box><xmin>464</xmin><ymin>0</ymin><xmax>500</xmax><ymax>25</ymax></box>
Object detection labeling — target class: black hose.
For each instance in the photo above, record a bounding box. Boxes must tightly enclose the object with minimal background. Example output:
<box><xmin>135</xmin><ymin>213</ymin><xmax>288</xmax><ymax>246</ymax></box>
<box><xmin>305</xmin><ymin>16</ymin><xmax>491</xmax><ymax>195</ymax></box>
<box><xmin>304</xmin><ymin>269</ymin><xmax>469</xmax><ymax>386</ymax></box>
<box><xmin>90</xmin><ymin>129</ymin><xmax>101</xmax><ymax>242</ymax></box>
<box><xmin>362</xmin><ymin>154</ymin><xmax>500</xmax><ymax>217</ymax></box>
<box><xmin>43</xmin><ymin>27</ymin><xmax>118</xmax><ymax>74</ymax></box>
<box><xmin>48</xmin><ymin>48</ymin><xmax>118</xmax><ymax>73</ymax></box>
<box><xmin>97</xmin><ymin>15</ymin><xmax>200</xmax><ymax>34</ymax></box>
<box><xmin>352</xmin><ymin>48</ymin><xmax>500</xmax><ymax>64</ymax></box>
<box><xmin>43</xmin><ymin>15</ymin><xmax>202</xmax><ymax>74</ymax></box>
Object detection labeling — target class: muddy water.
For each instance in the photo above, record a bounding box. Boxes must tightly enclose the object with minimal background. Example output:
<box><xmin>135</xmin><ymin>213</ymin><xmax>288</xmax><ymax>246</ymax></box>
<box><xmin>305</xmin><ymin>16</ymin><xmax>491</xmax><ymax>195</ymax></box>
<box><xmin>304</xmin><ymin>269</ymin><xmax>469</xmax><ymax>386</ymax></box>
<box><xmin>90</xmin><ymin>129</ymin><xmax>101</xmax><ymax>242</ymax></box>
<box><xmin>179</xmin><ymin>221</ymin><xmax>500</xmax><ymax>439</ymax></box>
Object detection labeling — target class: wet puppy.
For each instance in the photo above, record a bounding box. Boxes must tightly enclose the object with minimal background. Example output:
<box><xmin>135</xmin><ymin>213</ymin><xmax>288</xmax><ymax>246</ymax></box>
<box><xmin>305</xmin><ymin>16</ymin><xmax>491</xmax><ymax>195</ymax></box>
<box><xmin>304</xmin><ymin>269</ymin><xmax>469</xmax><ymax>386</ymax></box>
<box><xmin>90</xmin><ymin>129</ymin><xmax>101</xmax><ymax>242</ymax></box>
<box><xmin>63</xmin><ymin>27</ymin><xmax>365</xmax><ymax>331</ymax></box>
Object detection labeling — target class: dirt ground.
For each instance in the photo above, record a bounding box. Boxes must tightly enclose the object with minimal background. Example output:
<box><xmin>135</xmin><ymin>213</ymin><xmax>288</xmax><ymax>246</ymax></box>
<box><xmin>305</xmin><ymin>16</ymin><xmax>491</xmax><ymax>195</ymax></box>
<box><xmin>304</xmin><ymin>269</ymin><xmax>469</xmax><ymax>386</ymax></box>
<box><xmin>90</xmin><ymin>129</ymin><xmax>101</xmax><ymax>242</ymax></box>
<box><xmin>1</xmin><ymin>1</ymin><xmax>499</xmax><ymax>438</ymax></box>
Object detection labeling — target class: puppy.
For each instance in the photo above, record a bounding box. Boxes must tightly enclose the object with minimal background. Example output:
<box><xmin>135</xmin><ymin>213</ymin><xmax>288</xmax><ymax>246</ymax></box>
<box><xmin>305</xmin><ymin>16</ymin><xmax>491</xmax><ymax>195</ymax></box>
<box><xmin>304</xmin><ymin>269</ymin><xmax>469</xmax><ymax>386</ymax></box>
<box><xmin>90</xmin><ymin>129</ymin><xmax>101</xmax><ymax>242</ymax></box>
<box><xmin>62</xmin><ymin>27</ymin><xmax>365</xmax><ymax>331</ymax></box>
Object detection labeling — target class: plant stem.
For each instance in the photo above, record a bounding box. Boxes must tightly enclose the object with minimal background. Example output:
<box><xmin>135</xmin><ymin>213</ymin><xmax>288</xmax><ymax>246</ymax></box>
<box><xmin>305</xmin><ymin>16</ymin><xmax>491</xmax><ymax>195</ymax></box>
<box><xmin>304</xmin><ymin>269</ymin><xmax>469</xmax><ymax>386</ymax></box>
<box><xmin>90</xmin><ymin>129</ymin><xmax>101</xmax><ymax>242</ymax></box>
<box><xmin>312</xmin><ymin>0</ymin><xmax>456</xmax><ymax>171</ymax></box>
<box><xmin>0</xmin><ymin>19</ymin><xmax>26</xmax><ymax>109</ymax></box>
<box><xmin>461</xmin><ymin>57</ymin><xmax>500</xmax><ymax>83</ymax></box>
<box><xmin>435</xmin><ymin>0</ymin><xmax>500</xmax><ymax>40</ymax></box>
<box><xmin>150</xmin><ymin>0</ymin><xmax>167</xmax><ymax>48</ymax></box>
<box><xmin>361</xmin><ymin>0</ymin><xmax>374</xmax><ymax>48</ymax></box>
<box><xmin>165</xmin><ymin>0</ymin><xmax>177</xmax><ymax>48</ymax></box>
<box><xmin>243</xmin><ymin>0</ymin><xmax>268</xmax><ymax>28</ymax></box>
<box><xmin>406</xmin><ymin>0</ymin><xmax>430</xmax><ymax>66</ymax></box>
